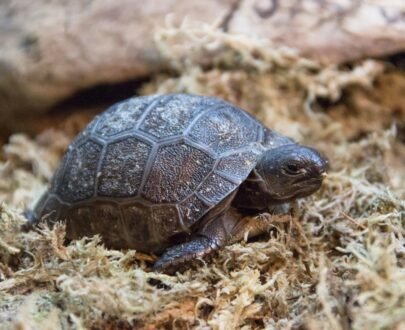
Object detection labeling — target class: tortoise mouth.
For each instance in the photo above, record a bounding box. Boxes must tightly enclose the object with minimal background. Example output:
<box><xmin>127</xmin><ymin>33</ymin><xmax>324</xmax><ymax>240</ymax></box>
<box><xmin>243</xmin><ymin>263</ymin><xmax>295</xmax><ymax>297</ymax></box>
<box><xmin>265</xmin><ymin>177</ymin><xmax>324</xmax><ymax>202</ymax></box>
<box><xmin>295</xmin><ymin>177</ymin><xmax>323</xmax><ymax>186</ymax></box>
<box><xmin>293</xmin><ymin>179</ymin><xmax>323</xmax><ymax>198</ymax></box>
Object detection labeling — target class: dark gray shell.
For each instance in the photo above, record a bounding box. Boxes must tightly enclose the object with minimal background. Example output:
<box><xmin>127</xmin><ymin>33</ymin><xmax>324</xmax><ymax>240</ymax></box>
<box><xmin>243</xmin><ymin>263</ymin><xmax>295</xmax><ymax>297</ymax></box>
<box><xmin>33</xmin><ymin>94</ymin><xmax>293</xmax><ymax>252</ymax></box>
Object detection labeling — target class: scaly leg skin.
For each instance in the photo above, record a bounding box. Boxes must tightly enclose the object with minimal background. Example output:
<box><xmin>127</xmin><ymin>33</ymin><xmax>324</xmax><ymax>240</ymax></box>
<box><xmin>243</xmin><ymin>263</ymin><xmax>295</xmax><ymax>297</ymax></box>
<box><xmin>153</xmin><ymin>210</ymin><xmax>240</xmax><ymax>274</ymax></box>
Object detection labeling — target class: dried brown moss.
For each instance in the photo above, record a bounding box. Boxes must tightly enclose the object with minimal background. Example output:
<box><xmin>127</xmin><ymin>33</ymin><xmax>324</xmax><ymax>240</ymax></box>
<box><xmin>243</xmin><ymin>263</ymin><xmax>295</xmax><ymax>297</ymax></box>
<box><xmin>0</xmin><ymin>25</ymin><xmax>404</xmax><ymax>330</ymax></box>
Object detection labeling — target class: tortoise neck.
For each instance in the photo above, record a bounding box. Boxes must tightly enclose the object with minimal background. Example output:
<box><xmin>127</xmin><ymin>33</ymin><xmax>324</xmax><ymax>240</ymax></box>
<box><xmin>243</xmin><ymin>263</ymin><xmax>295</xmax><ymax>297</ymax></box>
<box><xmin>231</xmin><ymin>169</ymin><xmax>285</xmax><ymax>213</ymax></box>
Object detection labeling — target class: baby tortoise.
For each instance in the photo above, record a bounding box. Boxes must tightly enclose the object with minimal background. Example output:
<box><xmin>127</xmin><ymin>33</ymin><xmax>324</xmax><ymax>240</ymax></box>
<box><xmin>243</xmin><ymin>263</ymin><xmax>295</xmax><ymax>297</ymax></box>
<box><xmin>28</xmin><ymin>94</ymin><xmax>328</xmax><ymax>273</ymax></box>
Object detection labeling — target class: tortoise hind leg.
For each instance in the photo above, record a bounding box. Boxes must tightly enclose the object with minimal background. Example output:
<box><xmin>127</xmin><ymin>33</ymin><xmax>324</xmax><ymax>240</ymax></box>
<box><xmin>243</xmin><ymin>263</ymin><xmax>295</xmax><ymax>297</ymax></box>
<box><xmin>153</xmin><ymin>210</ymin><xmax>241</xmax><ymax>274</ymax></box>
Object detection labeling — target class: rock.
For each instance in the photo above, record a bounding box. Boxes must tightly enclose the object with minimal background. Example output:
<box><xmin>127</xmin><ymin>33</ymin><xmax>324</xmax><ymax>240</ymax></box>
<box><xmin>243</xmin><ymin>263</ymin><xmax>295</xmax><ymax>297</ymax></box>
<box><xmin>229</xmin><ymin>0</ymin><xmax>405</xmax><ymax>64</ymax></box>
<box><xmin>1</xmin><ymin>0</ymin><xmax>405</xmax><ymax>128</ymax></box>
<box><xmin>0</xmin><ymin>0</ymin><xmax>236</xmax><ymax>125</ymax></box>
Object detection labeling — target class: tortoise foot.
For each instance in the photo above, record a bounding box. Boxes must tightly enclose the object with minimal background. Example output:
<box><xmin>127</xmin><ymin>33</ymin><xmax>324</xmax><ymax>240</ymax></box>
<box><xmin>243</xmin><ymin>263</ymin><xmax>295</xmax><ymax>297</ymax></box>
<box><xmin>153</xmin><ymin>210</ymin><xmax>241</xmax><ymax>274</ymax></box>
<box><xmin>153</xmin><ymin>236</ymin><xmax>219</xmax><ymax>274</ymax></box>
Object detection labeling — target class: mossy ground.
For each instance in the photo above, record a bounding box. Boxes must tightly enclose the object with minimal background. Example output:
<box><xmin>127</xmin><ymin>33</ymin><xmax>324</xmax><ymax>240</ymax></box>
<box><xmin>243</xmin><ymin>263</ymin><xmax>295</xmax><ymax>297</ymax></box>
<box><xmin>0</xmin><ymin>26</ymin><xmax>404</xmax><ymax>329</ymax></box>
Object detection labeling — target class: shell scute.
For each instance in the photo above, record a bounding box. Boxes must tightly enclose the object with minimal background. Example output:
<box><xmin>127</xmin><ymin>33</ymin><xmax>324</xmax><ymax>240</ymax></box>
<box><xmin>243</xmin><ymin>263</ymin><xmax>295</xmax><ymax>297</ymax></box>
<box><xmin>152</xmin><ymin>205</ymin><xmax>183</xmax><ymax>239</ymax></box>
<box><xmin>178</xmin><ymin>194</ymin><xmax>208</xmax><ymax>228</ymax></box>
<box><xmin>142</xmin><ymin>142</ymin><xmax>214</xmax><ymax>203</ymax></box>
<box><xmin>120</xmin><ymin>203</ymin><xmax>154</xmax><ymax>246</ymax></box>
<box><xmin>216</xmin><ymin>150</ymin><xmax>261</xmax><ymax>180</ymax></box>
<box><xmin>197</xmin><ymin>173</ymin><xmax>238</xmax><ymax>204</ymax></box>
<box><xmin>98</xmin><ymin>137</ymin><xmax>152</xmax><ymax>197</ymax></box>
<box><xmin>57</xmin><ymin>139</ymin><xmax>102</xmax><ymax>203</ymax></box>
<box><xmin>188</xmin><ymin>106</ymin><xmax>261</xmax><ymax>154</ymax></box>
<box><xmin>94</xmin><ymin>95</ymin><xmax>157</xmax><ymax>137</ymax></box>
<box><xmin>139</xmin><ymin>94</ymin><xmax>205</xmax><ymax>139</ymax></box>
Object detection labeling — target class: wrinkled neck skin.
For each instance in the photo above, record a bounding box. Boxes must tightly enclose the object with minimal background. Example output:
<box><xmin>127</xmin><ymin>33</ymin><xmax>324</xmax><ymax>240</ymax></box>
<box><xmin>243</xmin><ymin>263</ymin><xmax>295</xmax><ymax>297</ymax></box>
<box><xmin>232</xmin><ymin>169</ymin><xmax>291</xmax><ymax>214</ymax></box>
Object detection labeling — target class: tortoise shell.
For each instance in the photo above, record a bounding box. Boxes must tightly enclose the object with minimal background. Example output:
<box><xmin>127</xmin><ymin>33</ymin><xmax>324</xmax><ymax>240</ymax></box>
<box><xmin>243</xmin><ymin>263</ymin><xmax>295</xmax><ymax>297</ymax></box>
<box><xmin>33</xmin><ymin>94</ymin><xmax>293</xmax><ymax>252</ymax></box>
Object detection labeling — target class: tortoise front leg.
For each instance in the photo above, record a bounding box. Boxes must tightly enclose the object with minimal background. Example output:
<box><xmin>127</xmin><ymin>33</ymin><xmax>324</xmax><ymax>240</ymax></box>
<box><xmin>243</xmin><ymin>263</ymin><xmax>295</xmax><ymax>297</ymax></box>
<box><xmin>153</xmin><ymin>210</ymin><xmax>240</xmax><ymax>274</ymax></box>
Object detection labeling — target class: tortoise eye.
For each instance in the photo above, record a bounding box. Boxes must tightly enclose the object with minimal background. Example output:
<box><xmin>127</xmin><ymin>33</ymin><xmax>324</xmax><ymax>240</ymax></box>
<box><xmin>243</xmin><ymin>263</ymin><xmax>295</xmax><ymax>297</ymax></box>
<box><xmin>285</xmin><ymin>163</ymin><xmax>301</xmax><ymax>175</ymax></box>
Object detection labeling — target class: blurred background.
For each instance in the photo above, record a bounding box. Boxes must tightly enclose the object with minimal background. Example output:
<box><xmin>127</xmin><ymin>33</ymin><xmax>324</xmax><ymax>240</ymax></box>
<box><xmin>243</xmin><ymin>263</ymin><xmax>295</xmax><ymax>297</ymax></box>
<box><xmin>1</xmin><ymin>0</ymin><xmax>404</xmax><ymax>139</ymax></box>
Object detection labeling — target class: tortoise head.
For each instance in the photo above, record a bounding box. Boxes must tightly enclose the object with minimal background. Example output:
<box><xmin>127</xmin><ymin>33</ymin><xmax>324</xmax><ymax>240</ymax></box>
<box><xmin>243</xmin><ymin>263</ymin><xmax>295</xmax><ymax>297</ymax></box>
<box><xmin>256</xmin><ymin>144</ymin><xmax>328</xmax><ymax>202</ymax></box>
